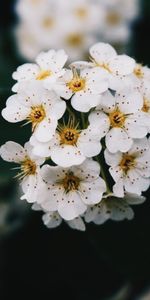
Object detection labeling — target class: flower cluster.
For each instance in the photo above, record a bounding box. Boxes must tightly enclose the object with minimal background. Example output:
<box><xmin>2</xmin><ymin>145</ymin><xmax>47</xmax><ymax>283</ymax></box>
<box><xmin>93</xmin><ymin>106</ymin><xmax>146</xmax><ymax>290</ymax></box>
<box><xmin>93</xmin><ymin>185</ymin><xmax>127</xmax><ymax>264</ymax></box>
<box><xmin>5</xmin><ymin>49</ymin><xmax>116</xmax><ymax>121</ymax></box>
<box><xmin>1</xmin><ymin>42</ymin><xmax>150</xmax><ymax>231</ymax></box>
<box><xmin>15</xmin><ymin>0</ymin><xmax>139</xmax><ymax>61</ymax></box>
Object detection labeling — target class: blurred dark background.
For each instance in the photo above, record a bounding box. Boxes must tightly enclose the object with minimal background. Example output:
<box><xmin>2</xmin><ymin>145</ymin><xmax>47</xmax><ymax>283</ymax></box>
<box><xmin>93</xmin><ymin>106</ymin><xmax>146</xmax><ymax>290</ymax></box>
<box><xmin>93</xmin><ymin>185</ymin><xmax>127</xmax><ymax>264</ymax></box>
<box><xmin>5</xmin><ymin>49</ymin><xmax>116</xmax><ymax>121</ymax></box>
<box><xmin>0</xmin><ymin>1</ymin><xmax>150</xmax><ymax>299</ymax></box>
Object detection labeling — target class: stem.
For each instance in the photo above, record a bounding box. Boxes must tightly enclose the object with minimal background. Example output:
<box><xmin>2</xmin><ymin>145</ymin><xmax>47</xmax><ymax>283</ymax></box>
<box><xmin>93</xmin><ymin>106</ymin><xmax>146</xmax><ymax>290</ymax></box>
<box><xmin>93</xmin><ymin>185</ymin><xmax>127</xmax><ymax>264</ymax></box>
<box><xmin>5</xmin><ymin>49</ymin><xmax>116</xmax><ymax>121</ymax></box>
<box><xmin>81</xmin><ymin>112</ymin><xmax>86</xmax><ymax>129</ymax></box>
<box><xmin>66</xmin><ymin>105</ymin><xmax>76</xmax><ymax>120</ymax></box>
<box><xmin>96</xmin><ymin>156</ymin><xmax>112</xmax><ymax>194</ymax></box>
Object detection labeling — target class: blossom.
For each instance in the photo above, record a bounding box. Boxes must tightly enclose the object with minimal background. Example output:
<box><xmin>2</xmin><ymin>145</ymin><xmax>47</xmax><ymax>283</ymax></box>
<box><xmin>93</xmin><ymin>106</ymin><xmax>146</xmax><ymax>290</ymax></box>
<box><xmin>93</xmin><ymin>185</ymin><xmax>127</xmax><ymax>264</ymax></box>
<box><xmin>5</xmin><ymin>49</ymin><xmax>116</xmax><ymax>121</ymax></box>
<box><xmin>2</xmin><ymin>81</ymin><xmax>66</xmax><ymax>142</ymax></box>
<box><xmin>72</xmin><ymin>42</ymin><xmax>136</xmax><ymax>90</ymax></box>
<box><xmin>85</xmin><ymin>193</ymin><xmax>145</xmax><ymax>225</ymax></box>
<box><xmin>89</xmin><ymin>89</ymin><xmax>149</xmax><ymax>153</ymax></box>
<box><xmin>104</xmin><ymin>138</ymin><xmax>150</xmax><ymax>197</ymax></box>
<box><xmin>0</xmin><ymin>141</ymin><xmax>45</xmax><ymax>203</ymax></box>
<box><xmin>12</xmin><ymin>49</ymin><xmax>68</xmax><ymax>92</ymax></box>
<box><xmin>32</xmin><ymin>203</ymin><xmax>86</xmax><ymax>231</ymax></box>
<box><xmin>39</xmin><ymin>159</ymin><xmax>106</xmax><ymax>221</ymax></box>
<box><xmin>46</xmin><ymin>67</ymin><xmax>108</xmax><ymax>112</ymax></box>
<box><xmin>30</xmin><ymin>119</ymin><xmax>102</xmax><ymax>167</ymax></box>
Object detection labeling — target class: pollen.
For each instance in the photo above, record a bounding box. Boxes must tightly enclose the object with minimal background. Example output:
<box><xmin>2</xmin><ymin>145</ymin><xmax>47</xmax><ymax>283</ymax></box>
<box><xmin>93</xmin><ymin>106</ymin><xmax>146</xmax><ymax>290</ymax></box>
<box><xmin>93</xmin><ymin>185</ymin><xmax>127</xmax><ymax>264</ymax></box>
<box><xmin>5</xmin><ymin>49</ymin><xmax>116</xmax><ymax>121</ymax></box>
<box><xmin>109</xmin><ymin>109</ymin><xmax>126</xmax><ymax>128</ymax></box>
<box><xmin>67</xmin><ymin>69</ymin><xmax>86</xmax><ymax>92</ymax></box>
<box><xmin>36</xmin><ymin>70</ymin><xmax>52</xmax><ymax>80</ymax></box>
<box><xmin>75</xmin><ymin>7</ymin><xmax>87</xmax><ymax>19</ymax></box>
<box><xmin>134</xmin><ymin>64</ymin><xmax>144</xmax><ymax>79</ymax></box>
<box><xmin>66</xmin><ymin>33</ymin><xmax>84</xmax><ymax>47</ymax></box>
<box><xmin>142</xmin><ymin>98</ymin><xmax>150</xmax><ymax>113</ymax></box>
<box><xmin>58</xmin><ymin>118</ymin><xmax>80</xmax><ymax>146</ymax></box>
<box><xmin>28</xmin><ymin>105</ymin><xmax>46</xmax><ymax>130</ymax></box>
<box><xmin>15</xmin><ymin>158</ymin><xmax>37</xmax><ymax>180</ymax></box>
<box><xmin>42</xmin><ymin>17</ymin><xmax>54</xmax><ymax>29</ymax></box>
<box><xmin>119</xmin><ymin>154</ymin><xmax>136</xmax><ymax>173</ymax></box>
<box><xmin>90</xmin><ymin>57</ymin><xmax>112</xmax><ymax>73</ymax></box>
<box><xmin>61</xmin><ymin>172</ymin><xmax>80</xmax><ymax>193</ymax></box>
<box><xmin>106</xmin><ymin>12</ymin><xmax>121</xmax><ymax>25</ymax></box>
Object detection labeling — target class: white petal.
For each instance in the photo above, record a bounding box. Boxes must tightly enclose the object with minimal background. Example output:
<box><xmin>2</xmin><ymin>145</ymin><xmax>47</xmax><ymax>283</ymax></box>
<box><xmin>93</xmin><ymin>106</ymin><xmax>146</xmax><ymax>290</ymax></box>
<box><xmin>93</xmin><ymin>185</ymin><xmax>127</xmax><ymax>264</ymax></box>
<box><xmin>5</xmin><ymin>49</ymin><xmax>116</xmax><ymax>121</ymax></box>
<box><xmin>113</xmin><ymin>179</ymin><xmax>124</xmax><ymax>198</ymax></box>
<box><xmin>67</xmin><ymin>217</ymin><xmax>86</xmax><ymax>231</ymax></box>
<box><xmin>71</xmin><ymin>94</ymin><xmax>101</xmax><ymax>112</ymax></box>
<box><xmin>42</xmin><ymin>212</ymin><xmax>62</xmax><ymax>229</ymax></box>
<box><xmin>0</xmin><ymin>141</ymin><xmax>25</xmax><ymax>163</ymax></box>
<box><xmin>12</xmin><ymin>63</ymin><xmax>39</xmax><ymax>82</ymax></box>
<box><xmin>78</xmin><ymin>127</ymin><xmax>102</xmax><ymax>157</ymax></box>
<box><xmin>96</xmin><ymin>90</ymin><xmax>116</xmax><ymax>113</ymax></box>
<box><xmin>109</xmin><ymin>55</ymin><xmax>135</xmax><ymax>75</ymax></box>
<box><xmin>104</xmin><ymin>149</ymin><xmax>122</xmax><ymax>167</ymax></box>
<box><xmin>79</xmin><ymin>177</ymin><xmax>106</xmax><ymax>205</ymax></box>
<box><xmin>109</xmin><ymin>166</ymin><xmax>123</xmax><ymax>182</ymax></box>
<box><xmin>51</xmin><ymin>145</ymin><xmax>85</xmax><ymax>167</ymax></box>
<box><xmin>90</xmin><ymin>42</ymin><xmax>117</xmax><ymax>64</ymax></box>
<box><xmin>58</xmin><ymin>191</ymin><xmax>87</xmax><ymax>221</ymax></box>
<box><xmin>88</xmin><ymin>111</ymin><xmax>110</xmax><ymax>137</ymax></box>
<box><xmin>71</xmin><ymin>159</ymin><xmax>100</xmax><ymax>181</ymax></box>
<box><xmin>116</xmin><ymin>89</ymin><xmax>143</xmax><ymax>114</ymax></box>
<box><xmin>21</xmin><ymin>173</ymin><xmax>46</xmax><ymax>203</ymax></box>
<box><xmin>106</xmin><ymin>128</ymin><xmax>133</xmax><ymax>153</ymax></box>
<box><xmin>34</xmin><ymin>117</ymin><xmax>57</xmax><ymax>142</ymax></box>
<box><xmin>2</xmin><ymin>96</ymin><xmax>30</xmax><ymax>123</ymax></box>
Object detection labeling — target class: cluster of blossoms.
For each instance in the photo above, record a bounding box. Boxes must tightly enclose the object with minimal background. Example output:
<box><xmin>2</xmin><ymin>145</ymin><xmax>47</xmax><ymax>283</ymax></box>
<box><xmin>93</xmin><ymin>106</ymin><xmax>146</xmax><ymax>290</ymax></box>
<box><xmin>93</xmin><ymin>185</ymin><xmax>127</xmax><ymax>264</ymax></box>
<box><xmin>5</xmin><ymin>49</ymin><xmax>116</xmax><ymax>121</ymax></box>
<box><xmin>1</xmin><ymin>42</ymin><xmax>150</xmax><ymax>231</ymax></box>
<box><xmin>15</xmin><ymin>0</ymin><xmax>139</xmax><ymax>61</ymax></box>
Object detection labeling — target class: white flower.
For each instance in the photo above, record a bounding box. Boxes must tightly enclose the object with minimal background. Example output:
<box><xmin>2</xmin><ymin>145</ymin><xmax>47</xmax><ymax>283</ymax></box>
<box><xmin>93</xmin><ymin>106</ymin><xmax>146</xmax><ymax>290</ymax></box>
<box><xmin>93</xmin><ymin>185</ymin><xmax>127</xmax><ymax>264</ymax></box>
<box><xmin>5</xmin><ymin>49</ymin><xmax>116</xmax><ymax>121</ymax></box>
<box><xmin>104</xmin><ymin>138</ymin><xmax>150</xmax><ymax>197</ymax></box>
<box><xmin>46</xmin><ymin>67</ymin><xmax>108</xmax><ymax>112</ymax></box>
<box><xmin>2</xmin><ymin>81</ymin><xmax>66</xmax><ymax>143</ymax></box>
<box><xmin>30</xmin><ymin>119</ymin><xmax>102</xmax><ymax>167</ymax></box>
<box><xmin>85</xmin><ymin>193</ymin><xmax>145</xmax><ymax>225</ymax></box>
<box><xmin>56</xmin><ymin>0</ymin><xmax>104</xmax><ymax>32</ymax></box>
<box><xmin>137</xmin><ymin>80</ymin><xmax>150</xmax><ymax>132</ymax></box>
<box><xmin>32</xmin><ymin>203</ymin><xmax>86</xmax><ymax>231</ymax></box>
<box><xmin>39</xmin><ymin>159</ymin><xmax>106</xmax><ymax>221</ymax></box>
<box><xmin>12</xmin><ymin>49</ymin><xmax>68</xmax><ymax>92</ymax></box>
<box><xmin>72</xmin><ymin>43</ymin><xmax>136</xmax><ymax>90</ymax></box>
<box><xmin>89</xmin><ymin>89</ymin><xmax>149</xmax><ymax>153</ymax></box>
<box><xmin>0</xmin><ymin>141</ymin><xmax>45</xmax><ymax>203</ymax></box>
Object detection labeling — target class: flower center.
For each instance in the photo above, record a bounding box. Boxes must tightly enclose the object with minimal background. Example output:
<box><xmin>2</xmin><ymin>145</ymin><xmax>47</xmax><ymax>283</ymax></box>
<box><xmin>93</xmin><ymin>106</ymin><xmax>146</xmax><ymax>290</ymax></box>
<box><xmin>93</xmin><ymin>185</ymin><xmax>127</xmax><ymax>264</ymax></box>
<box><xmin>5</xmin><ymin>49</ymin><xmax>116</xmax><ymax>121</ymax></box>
<box><xmin>109</xmin><ymin>110</ymin><xmax>125</xmax><ymax>127</ymax></box>
<box><xmin>42</xmin><ymin>17</ymin><xmax>54</xmax><ymax>29</ymax></box>
<box><xmin>66</xmin><ymin>33</ymin><xmax>84</xmax><ymax>47</ymax></box>
<box><xmin>67</xmin><ymin>69</ymin><xmax>86</xmax><ymax>92</ymax></box>
<box><xmin>61</xmin><ymin>172</ymin><xmax>80</xmax><ymax>193</ymax></box>
<box><xmin>28</xmin><ymin>105</ymin><xmax>46</xmax><ymax>130</ymax></box>
<box><xmin>59</xmin><ymin>127</ymin><xmax>80</xmax><ymax>145</ymax></box>
<box><xmin>90</xmin><ymin>57</ymin><xmax>112</xmax><ymax>73</ymax></box>
<box><xmin>119</xmin><ymin>154</ymin><xmax>136</xmax><ymax>173</ymax></box>
<box><xmin>36</xmin><ymin>70</ymin><xmax>52</xmax><ymax>80</ymax></box>
<box><xmin>75</xmin><ymin>7</ymin><xmax>87</xmax><ymax>19</ymax></box>
<box><xmin>16</xmin><ymin>158</ymin><xmax>37</xmax><ymax>180</ymax></box>
<box><xmin>106</xmin><ymin>12</ymin><xmax>121</xmax><ymax>25</ymax></box>
<box><xmin>134</xmin><ymin>64</ymin><xmax>144</xmax><ymax>79</ymax></box>
<box><xmin>142</xmin><ymin>98</ymin><xmax>150</xmax><ymax>112</ymax></box>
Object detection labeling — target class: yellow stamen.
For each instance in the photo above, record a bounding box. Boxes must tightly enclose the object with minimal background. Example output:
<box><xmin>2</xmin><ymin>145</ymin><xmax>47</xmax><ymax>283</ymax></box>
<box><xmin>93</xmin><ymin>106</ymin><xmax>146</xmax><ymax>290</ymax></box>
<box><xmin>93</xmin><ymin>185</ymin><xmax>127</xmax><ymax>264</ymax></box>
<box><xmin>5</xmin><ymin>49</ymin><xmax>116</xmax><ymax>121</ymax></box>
<box><xmin>66</xmin><ymin>33</ymin><xmax>84</xmax><ymax>47</ymax></box>
<box><xmin>67</xmin><ymin>68</ymin><xmax>86</xmax><ymax>92</ymax></box>
<box><xmin>109</xmin><ymin>110</ymin><xmax>126</xmax><ymax>128</ymax></box>
<box><xmin>106</xmin><ymin>12</ymin><xmax>121</xmax><ymax>25</ymax></box>
<box><xmin>28</xmin><ymin>105</ymin><xmax>46</xmax><ymax>130</ymax></box>
<box><xmin>36</xmin><ymin>70</ymin><xmax>52</xmax><ymax>80</ymax></box>
<box><xmin>42</xmin><ymin>17</ymin><xmax>54</xmax><ymax>29</ymax></box>
<box><xmin>15</xmin><ymin>158</ymin><xmax>37</xmax><ymax>180</ymax></box>
<box><xmin>60</xmin><ymin>172</ymin><xmax>80</xmax><ymax>193</ymax></box>
<box><xmin>119</xmin><ymin>154</ymin><xmax>136</xmax><ymax>173</ymax></box>
<box><xmin>75</xmin><ymin>7</ymin><xmax>87</xmax><ymax>19</ymax></box>
<box><xmin>142</xmin><ymin>98</ymin><xmax>150</xmax><ymax>113</ymax></box>
<box><xmin>58</xmin><ymin>118</ymin><xmax>80</xmax><ymax>146</ymax></box>
<box><xmin>134</xmin><ymin>64</ymin><xmax>144</xmax><ymax>79</ymax></box>
<box><xmin>90</xmin><ymin>57</ymin><xmax>112</xmax><ymax>73</ymax></box>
